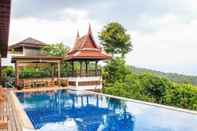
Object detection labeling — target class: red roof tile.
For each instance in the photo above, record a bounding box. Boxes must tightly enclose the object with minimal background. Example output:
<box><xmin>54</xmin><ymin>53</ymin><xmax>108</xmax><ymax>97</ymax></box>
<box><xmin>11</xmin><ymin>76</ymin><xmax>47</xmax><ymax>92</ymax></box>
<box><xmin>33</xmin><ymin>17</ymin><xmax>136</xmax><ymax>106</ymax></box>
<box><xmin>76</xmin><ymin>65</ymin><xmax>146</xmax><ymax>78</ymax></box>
<box><xmin>66</xmin><ymin>25</ymin><xmax>111</xmax><ymax>60</ymax></box>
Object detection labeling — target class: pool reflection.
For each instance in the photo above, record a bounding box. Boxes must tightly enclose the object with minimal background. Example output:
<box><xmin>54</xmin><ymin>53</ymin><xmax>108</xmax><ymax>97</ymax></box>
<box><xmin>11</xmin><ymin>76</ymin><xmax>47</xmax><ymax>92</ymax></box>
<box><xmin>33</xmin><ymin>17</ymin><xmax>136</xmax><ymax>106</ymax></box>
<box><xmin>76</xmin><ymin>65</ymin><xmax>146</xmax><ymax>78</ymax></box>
<box><xmin>17</xmin><ymin>90</ymin><xmax>135</xmax><ymax>131</ymax></box>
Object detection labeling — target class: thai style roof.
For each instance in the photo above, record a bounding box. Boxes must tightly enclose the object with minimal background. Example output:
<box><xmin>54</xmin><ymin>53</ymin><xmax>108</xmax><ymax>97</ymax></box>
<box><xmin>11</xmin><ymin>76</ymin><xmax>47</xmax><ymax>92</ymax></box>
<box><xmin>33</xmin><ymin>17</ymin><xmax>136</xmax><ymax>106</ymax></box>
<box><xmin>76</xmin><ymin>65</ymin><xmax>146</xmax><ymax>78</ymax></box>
<box><xmin>0</xmin><ymin>0</ymin><xmax>11</xmax><ymax>57</ymax></box>
<box><xmin>66</xmin><ymin>25</ymin><xmax>111</xmax><ymax>61</ymax></box>
<box><xmin>9</xmin><ymin>37</ymin><xmax>47</xmax><ymax>50</ymax></box>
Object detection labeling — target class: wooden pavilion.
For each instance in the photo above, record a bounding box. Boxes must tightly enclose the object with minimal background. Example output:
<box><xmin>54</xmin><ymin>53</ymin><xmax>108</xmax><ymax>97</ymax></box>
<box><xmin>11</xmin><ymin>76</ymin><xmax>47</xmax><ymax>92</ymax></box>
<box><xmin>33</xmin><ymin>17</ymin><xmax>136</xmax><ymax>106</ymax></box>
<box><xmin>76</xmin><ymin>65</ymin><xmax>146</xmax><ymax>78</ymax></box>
<box><xmin>12</xmin><ymin>56</ymin><xmax>63</xmax><ymax>89</ymax></box>
<box><xmin>65</xmin><ymin>25</ymin><xmax>111</xmax><ymax>90</ymax></box>
<box><xmin>9</xmin><ymin>38</ymin><xmax>65</xmax><ymax>89</ymax></box>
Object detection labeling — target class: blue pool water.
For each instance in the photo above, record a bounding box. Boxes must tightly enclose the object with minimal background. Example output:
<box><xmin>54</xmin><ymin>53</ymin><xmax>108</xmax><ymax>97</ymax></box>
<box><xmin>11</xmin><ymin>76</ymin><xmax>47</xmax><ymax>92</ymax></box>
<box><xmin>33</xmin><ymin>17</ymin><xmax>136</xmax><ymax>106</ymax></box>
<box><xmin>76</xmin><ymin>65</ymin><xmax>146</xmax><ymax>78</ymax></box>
<box><xmin>16</xmin><ymin>90</ymin><xmax>197</xmax><ymax>131</ymax></box>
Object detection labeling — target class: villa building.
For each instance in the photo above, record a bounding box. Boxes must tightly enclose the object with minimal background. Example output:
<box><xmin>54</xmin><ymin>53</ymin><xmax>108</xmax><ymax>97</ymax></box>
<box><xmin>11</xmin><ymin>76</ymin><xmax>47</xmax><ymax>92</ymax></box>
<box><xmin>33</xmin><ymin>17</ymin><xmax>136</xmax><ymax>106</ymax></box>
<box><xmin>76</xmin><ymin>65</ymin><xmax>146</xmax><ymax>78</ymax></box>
<box><xmin>65</xmin><ymin>25</ymin><xmax>111</xmax><ymax>90</ymax></box>
<box><xmin>8</xmin><ymin>37</ymin><xmax>47</xmax><ymax>57</ymax></box>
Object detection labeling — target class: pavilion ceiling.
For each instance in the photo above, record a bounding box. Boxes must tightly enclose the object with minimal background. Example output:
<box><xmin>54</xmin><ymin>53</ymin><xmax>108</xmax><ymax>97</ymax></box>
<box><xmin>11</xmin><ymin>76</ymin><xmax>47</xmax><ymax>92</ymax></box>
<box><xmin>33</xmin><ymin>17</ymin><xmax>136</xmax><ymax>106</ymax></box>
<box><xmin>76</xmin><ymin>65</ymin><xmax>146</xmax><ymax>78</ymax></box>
<box><xmin>0</xmin><ymin>0</ymin><xmax>11</xmax><ymax>57</ymax></box>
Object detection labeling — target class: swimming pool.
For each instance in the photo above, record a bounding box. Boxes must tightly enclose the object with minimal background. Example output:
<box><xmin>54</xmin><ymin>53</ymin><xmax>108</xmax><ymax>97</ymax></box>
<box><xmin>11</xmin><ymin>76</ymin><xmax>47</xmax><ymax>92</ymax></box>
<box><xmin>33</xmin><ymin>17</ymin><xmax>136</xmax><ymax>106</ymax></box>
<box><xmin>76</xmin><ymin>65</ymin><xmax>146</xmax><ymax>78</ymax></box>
<box><xmin>16</xmin><ymin>89</ymin><xmax>197</xmax><ymax>131</ymax></box>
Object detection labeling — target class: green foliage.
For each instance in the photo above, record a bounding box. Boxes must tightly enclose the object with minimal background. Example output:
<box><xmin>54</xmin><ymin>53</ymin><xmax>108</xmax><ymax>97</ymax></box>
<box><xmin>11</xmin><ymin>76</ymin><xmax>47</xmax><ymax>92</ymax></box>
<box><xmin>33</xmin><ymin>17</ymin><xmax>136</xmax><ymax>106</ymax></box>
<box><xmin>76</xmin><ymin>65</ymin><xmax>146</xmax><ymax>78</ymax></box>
<box><xmin>61</xmin><ymin>62</ymin><xmax>72</xmax><ymax>77</ymax></box>
<box><xmin>41</xmin><ymin>42</ymin><xmax>68</xmax><ymax>57</ymax></box>
<box><xmin>131</xmin><ymin>66</ymin><xmax>197</xmax><ymax>86</ymax></box>
<box><xmin>103</xmin><ymin>57</ymin><xmax>131</xmax><ymax>84</ymax></box>
<box><xmin>20</xmin><ymin>66</ymin><xmax>52</xmax><ymax>79</ymax></box>
<box><xmin>41</xmin><ymin>42</ymin><xmax>71</xmax><ymax>77</ymax></box>
<box><xmin>139</xmin><ymin>73</ymin><xmax>171</xmax><ymax>103</ymax></box>
<box><xmin>100</xmin><ymin>22</ymin><xmax>197</xmax><ymax>111</ymax></box>
<box><xmin>2</xmin><ymin>66</ymin><xmax>14</xmax><ymax>77</ymax></box>
<box><xmin>164</xmin><ymin>83</ymin><xmax>197</xmax><ymax>110</ymax></box>
<box><xmin>99</xmin><ymin>22</ymin><xmax>132</xmax><ymax>57</ymax></box>
<box><xmin>103</xmin><ymin>58</ymin><xmax>197</xmax><ymax>111</ymax></box>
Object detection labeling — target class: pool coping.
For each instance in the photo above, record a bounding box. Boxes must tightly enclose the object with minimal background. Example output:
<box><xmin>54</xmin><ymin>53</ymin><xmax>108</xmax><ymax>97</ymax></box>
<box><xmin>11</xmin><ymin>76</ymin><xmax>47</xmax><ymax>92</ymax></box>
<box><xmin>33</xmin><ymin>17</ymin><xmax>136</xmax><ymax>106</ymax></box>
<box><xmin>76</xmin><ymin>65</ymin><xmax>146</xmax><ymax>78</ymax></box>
<box><xmin>12</xmin><ymin>87</ymin><xmax>197</xmax><ymax>130</ymax></box>
<box><xmin>65</xmin><ymin>88</ymin><xmax>197</xmax><ymax>115</ymax></box>
<box><xmin>82</xmin><ymin>89</ymin><xmax>197</xmax><ymax>115</ymax></box>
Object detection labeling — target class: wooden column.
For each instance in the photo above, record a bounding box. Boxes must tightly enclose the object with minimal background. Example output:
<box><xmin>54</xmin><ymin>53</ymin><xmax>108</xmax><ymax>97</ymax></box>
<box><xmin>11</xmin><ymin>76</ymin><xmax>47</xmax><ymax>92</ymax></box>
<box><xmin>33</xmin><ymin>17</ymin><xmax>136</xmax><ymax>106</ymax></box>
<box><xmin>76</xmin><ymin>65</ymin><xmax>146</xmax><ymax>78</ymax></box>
<box><xmin>51</xmin><ymin>63</ymin><xmax>54</xmax><ymax>81</ymax></box>
<box><xmin>80</xmin><ymin>61</ymin><xmax>82</xmax><ymax>77</ymax></box>
<box><xmin>85</xmin><ymin>61</ymin><xmax>88</xmax><ymax>77</ymax></box>
<box><xmin>95</xmin><ymin>61</ymin><xmax>98</xmax><ymax>76</ymax></box>
<box><xmin>71</xmin><ymin>61</ymin><xmax>74</xmax><ymax>77</ymax></box>
<box><xmin>57</xmin><ymin>61</ymin><xmax>61</xmax><ymax>86</ymax></box>
<box><xmin>15</xmin><ymin>61</ymin><xmax>19</xmax><ymax>87</ymax></box>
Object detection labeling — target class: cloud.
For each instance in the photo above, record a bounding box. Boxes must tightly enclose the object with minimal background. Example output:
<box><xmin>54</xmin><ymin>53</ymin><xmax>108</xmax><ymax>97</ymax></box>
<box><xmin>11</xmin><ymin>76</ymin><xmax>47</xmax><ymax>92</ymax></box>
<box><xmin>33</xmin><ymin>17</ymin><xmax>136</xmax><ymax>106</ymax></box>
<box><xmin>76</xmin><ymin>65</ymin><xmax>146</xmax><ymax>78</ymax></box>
<box><xmin>12</xmin><ymin>0</ymin><xmax>197</xmax><ymax>33</ymax></box>
<box><xmin>127</xmin><ymin>14</ymin><xmax>197</xmax><ymax>75</ymax></box>
<box><xmin>9</xmin><ymin>8</ymin><xmax>101</xmax><ymax>47</ymax></box>
<box><xmin>10</xmin><ymin>0</ymin><xmax>197</xmax><ymax>75</ymax></box>
<box><xmin>12</xmin><ymin>0</ymin><xmax>114</xmax><ymax>20</ymax></box>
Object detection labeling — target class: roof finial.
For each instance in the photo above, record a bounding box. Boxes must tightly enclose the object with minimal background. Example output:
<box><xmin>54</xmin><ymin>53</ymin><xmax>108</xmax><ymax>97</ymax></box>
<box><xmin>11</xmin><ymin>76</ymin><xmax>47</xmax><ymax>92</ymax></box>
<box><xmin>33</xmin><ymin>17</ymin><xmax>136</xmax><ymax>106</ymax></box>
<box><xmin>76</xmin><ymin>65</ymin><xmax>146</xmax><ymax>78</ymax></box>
<box><xmin>88</xmin><ymin>23</ymin><xmax>92</xmax><ymax>35</ymax></box>
<box><xmin>76</xmin><ymin>29</ymin><xmax>80</xmax><ymax>39</ymax></box>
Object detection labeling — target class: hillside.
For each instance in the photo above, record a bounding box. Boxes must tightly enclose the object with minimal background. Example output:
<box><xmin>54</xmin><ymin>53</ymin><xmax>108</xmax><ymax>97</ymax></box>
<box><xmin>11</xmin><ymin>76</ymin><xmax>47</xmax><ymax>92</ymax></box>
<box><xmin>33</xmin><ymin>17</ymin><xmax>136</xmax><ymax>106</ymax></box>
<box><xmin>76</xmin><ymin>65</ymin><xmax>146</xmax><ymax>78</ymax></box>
<box><xmin>130</xmin><ymin>66</ymin><xmax>197</xmax><ymax>86</ymax></box>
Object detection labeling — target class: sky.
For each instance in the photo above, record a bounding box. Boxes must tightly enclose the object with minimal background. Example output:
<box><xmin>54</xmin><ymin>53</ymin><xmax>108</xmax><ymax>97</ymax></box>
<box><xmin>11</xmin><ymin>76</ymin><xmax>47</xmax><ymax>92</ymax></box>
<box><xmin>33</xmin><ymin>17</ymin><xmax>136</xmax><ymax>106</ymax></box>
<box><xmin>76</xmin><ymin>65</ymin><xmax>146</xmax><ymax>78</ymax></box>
<box><xmin>9</xmin><ymin>0</ymin><xmax>197</xmax><ymax>76</ymax></box>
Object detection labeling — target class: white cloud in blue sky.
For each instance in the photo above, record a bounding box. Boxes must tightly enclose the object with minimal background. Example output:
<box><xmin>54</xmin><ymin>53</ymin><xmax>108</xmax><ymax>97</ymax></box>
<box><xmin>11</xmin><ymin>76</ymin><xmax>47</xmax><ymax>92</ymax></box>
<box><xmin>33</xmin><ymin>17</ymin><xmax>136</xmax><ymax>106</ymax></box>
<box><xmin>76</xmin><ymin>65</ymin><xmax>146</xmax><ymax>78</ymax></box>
<box><xmin>9</xmin><ymin>0</ymin><xmax>197</xmax><ymax>75</ymax></box>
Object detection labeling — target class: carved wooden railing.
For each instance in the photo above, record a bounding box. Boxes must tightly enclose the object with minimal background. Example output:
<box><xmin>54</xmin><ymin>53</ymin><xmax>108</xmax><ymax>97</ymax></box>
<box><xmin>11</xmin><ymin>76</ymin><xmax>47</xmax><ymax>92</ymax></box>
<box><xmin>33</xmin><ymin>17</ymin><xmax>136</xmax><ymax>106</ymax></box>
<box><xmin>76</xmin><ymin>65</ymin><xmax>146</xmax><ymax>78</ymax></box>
<box><xmin>68</xmin><ymin>69</ymin><xmax>101</xmax><ymax>77</ymax></box>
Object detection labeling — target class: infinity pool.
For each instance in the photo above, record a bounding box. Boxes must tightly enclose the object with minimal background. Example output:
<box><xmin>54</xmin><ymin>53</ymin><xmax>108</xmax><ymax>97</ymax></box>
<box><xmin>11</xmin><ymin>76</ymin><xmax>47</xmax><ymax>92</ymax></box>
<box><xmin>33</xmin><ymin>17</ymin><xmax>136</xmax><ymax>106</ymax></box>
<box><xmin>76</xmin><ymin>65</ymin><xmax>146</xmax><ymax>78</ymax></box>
<box><xmin>16</xmin><ymin>90</ymin><xmax>197</xmax><ymax>131</ymax></box>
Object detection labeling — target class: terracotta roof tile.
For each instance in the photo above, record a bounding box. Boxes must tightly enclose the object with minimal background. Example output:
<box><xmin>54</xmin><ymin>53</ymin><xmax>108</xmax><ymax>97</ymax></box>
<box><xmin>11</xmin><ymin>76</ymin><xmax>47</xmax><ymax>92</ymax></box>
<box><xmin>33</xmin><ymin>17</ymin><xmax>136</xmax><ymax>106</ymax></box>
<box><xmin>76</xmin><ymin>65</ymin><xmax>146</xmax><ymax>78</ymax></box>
<box><xmin>66</xmin><ymin>50</ymin><xmax>111</xmax><ymax>60</ymax></box>
<box><xmin>66</xmin><ymin>25</ymin><xmax>111</xmax><ymax>60</ymax></box>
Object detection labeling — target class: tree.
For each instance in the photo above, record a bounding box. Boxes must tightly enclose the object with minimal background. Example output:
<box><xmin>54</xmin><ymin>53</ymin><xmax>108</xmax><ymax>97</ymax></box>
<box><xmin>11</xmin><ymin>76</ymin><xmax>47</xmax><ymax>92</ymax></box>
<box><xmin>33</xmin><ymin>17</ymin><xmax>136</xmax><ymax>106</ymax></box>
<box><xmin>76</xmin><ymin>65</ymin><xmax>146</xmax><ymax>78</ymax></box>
<box><xmin>41</xmin><ymin>42</ymin><xmax>70</xmax><ymax>77</ymax></box>
<box><xmin>103</xmin><ymin>57</ymin><xmax>131</xmax><ymax>84</ymax></box>
<box><xmin>99</xmin><ymin>22</ymin><xmax>132</xmax><ymax>58</ymax></box>
<box><xmin>139</xmin><ymin>73</ymin><xmax>170</xmax><ymax>103</ymax></box>
<box><xmin>41</xmin><ymin>42</ymin><xmax>68</xmax><ymax>57</ymax></box>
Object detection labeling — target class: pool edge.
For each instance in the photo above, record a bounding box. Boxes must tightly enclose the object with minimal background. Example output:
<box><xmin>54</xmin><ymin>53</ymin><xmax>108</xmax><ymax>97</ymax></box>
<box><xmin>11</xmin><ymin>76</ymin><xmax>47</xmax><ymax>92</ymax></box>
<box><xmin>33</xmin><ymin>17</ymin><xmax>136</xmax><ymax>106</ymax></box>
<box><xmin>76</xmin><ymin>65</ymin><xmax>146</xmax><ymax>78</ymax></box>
<box><xmin>9</xmin><ymin>91</ymin><xmax>35</xmax><ymax>131</ymax></box>
<box><xmin>82</xmin><ymin>89</ymin><xmax>197</xmax><ymax>115</ymax></box>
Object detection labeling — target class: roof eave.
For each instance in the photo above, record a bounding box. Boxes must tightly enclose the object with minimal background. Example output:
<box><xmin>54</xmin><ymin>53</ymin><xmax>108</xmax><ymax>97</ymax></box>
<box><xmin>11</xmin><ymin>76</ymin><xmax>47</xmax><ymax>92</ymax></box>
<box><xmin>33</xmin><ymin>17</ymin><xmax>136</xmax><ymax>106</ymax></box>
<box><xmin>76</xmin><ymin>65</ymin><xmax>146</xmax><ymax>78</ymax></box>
<box><xmin>0</xmin><ymin>0</ymin><xmax>11</xmax><ymax>57</ymax></box>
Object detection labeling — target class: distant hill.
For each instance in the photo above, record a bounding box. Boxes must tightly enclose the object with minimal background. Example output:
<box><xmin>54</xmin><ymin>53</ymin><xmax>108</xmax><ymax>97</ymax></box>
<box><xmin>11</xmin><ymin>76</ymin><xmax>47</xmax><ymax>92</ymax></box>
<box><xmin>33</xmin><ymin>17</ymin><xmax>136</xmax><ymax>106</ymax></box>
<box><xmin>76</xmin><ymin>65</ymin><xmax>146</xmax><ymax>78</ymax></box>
<box><xmin>130</xmin><ymin>66</ymin><xmax>197</xmax><ymax>86</ymax></box>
